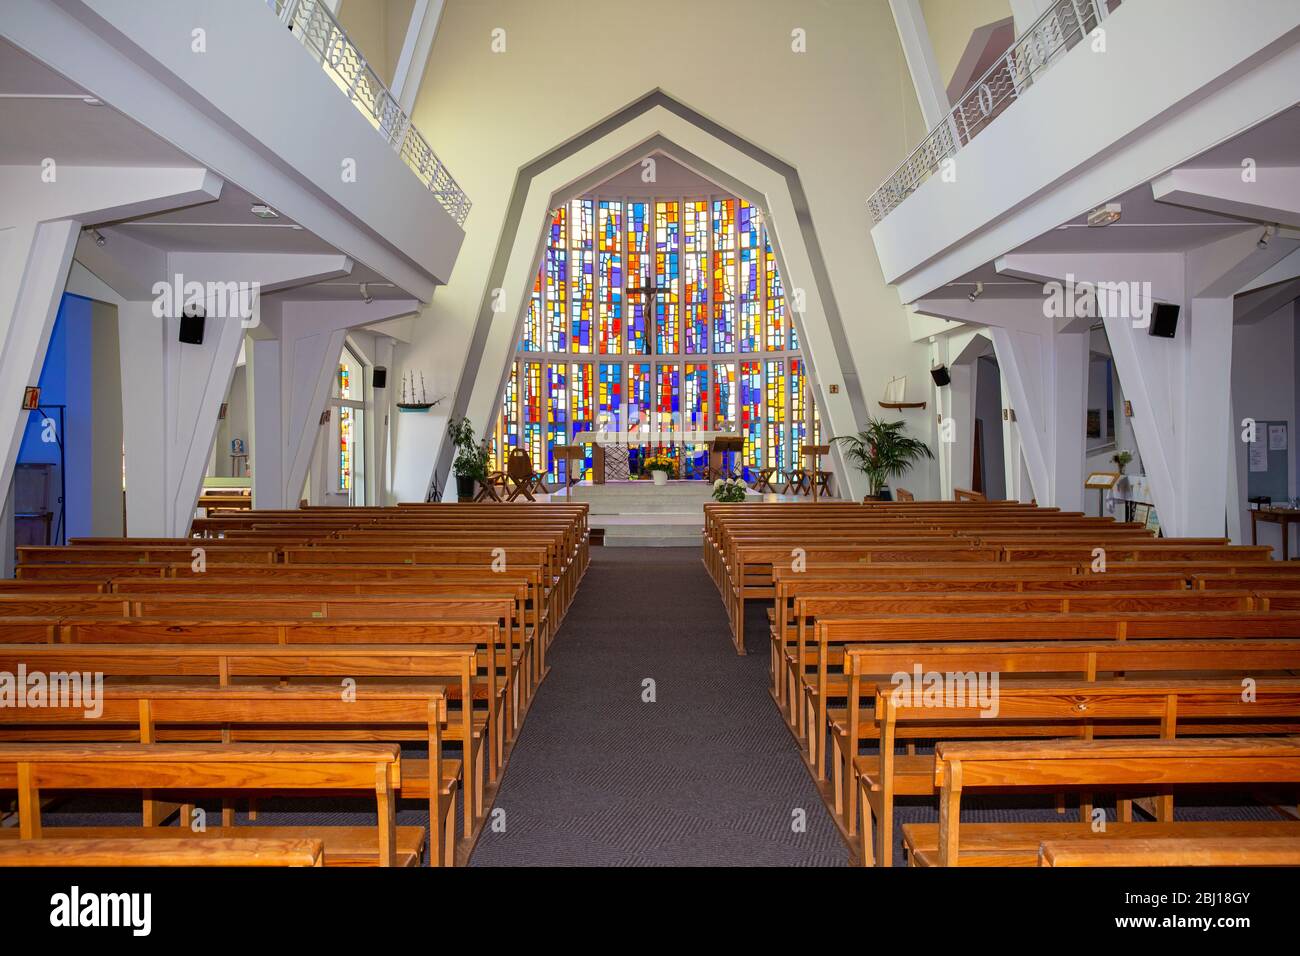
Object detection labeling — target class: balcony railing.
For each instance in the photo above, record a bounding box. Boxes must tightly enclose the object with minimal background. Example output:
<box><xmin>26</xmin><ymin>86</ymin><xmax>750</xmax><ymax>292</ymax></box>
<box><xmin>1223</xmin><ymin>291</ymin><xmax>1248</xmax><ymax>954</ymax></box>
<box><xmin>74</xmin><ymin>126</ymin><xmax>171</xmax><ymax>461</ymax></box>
<box><xmin>867</xmin><ymin>0</ymin><xmax>1119</xmax><ymax>223</ymax></box>
<box><xmin>268</xmin><ymin>0</ymin><xmax>471</xmax><ymax>226</ymax></box>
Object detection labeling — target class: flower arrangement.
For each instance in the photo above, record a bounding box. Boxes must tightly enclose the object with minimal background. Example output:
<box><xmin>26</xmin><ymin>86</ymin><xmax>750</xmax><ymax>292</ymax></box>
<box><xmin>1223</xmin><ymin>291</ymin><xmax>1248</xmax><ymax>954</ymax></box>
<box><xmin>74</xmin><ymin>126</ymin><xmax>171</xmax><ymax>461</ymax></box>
<box><xmin>1111</xmin><ymin>450</ymin><xmax>1133</xmax><ymax>474</ymax></box>
<box><xmin>640</xmin><ymin>454</ymin><xmax>678</xmax><ymax>479</ymax></box>
<box><xmin>712</xmin><ymin>477</ymin><xmax>748</xmax><ymax>502</ymax></box>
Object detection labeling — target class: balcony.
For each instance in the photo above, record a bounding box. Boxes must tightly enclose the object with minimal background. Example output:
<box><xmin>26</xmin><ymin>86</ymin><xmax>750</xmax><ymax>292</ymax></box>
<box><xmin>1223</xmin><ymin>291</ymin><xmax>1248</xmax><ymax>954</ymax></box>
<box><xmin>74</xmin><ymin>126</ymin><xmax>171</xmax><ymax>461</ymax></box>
<box><xmin>867</xmin><ymin>0</ymin><xmax>1120</xmax><ymax>223</ymax></box>
<box><xmin>268</xmin><ymin>0</ymin><xmax>470</xmax><ymax>226</ymax></box>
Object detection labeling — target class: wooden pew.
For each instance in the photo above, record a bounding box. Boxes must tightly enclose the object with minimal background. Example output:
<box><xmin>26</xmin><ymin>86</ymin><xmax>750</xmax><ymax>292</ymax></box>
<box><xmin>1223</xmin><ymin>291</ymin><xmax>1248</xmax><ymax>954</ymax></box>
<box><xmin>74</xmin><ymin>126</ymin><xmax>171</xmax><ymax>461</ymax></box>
<box><xmin>1037</xmin><ymin>837</ymin><xmax>1300</xmax><ymax>867</ymax></box>
<box><xmin>857</xmin><ymin>677</ymin><xmax>1300</xmax><ymax>866</ymax></box>
<box><xmin>0</xmin><ymin>642</ymin><xmax>483</xmax><ymax>838</ymax></box>
<box><xmin>836</xmin><ymin>637</ymin><xmax>1300</xmax><ymax>852</ymax></box>
<box><xmin>0</xmin><ymin>836</ymin><xmax>326</xmax><ymax>867</ymax></box>
<box><xmin>0</xmin><ymin>743</ymin><xmax>420</xmax><ymax>866</ymax></box>
<box><xmin>0</xmin><ymin>682</ymin><xmax>461</xmax><ymax>866</ymax></box>
<box><xmin>908</xmin><ymin>737</ymin><xmax>1300</xmax><ymax>866</ymax></box>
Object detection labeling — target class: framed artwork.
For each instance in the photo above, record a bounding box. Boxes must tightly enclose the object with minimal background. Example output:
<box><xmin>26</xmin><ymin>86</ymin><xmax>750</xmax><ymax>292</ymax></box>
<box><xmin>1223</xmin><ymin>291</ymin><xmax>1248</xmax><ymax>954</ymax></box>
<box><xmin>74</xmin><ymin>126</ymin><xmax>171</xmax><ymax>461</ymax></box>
<box><xmin>1086</xmin><ymin>409</ymin><xmax>1101</xmax><ymax>438</ymax></box>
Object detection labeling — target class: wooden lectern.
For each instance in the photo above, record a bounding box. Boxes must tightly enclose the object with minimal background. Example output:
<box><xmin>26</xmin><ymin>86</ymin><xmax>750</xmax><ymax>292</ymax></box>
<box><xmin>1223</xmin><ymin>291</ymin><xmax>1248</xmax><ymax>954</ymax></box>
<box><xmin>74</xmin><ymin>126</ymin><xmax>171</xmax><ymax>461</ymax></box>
<box><xmin>801</xmin><ymin>444</ymin><xmax>830</xmax><ymax>501</ymax></box>
<box><xmin>553</xmin><ymin>445</ymin><xmax>587</xmax><ymax>492</ymax></box>
<box><xmin>708</xmin><ymin>434</ymin><xmax>744</xmax><ymax>481</ymax></box>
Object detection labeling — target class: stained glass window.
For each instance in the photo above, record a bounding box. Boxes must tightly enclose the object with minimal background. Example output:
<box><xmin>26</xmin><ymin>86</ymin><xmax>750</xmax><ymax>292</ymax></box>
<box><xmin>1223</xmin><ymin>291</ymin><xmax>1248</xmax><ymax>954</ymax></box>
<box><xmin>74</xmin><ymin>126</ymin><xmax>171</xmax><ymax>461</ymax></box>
<box><xmin>765</xmin><ymin>358</ymin><xmax>786</xmax><ymax>472</ymax></box>
<box><xmin>569</xmin><ymin>200</ymin><xmax>594</xmax><ymax>354</ymax></box>
<box><xmin>739</xmin><ymin>201</ymin><xmax>761</xmax><ymax>353</ymax></box>
<box><xmin>598</xmin><ymin>200</ymin><xmax>622</xmax><ymax>354</ymax></box>
<box><xmin>654</xmin><ymin>201</ymin><xmax>680</xmax><ymax>355</ymax></box>
<box><xmin>625</xmin><ymin>201</ymin><xmax>650</xmax><ymax>355</ymax></box>
<box><xmin>598</xmin><ymin>362</ymin><xmax>622</xmax><ymax>432</ymax></box>
<box><xmin>521</xmin><ymin>273</ymin><xmax>542</xmax><ymax>352</ymax></box>
<box><xmin>494</xmin><ymin>188</ymin><xmax>818</xmax><ymax>489</ymax></box>
<box><xmin>712</xmin><ymin>199</ymin><xmax>735</xmax><ymax>354</ymax></box>
<box><xmin>683</xmin><ymin>200</ymin><xmax>709</xmax><ymax>354</ymax></box>
<box><xmin>740</xmin><ymin>360</ymin><xmax>762</xmax><ymax>480</ymax></box>
<box><xmin>570</xmin><ymin>361</ymin><xmax>593</xmax><ymax>479</ymax></box>
<box><xmin>545</xmin><ymin>363</ymin><xmax>568</xmax><ymax>484</ymax></box>
<box><xmin>545</xmin><ymin>208</ymin><xmax>568</xmax><ymax>352</ymax></box>
<box><xmin>764</xmin><ymin>228</ymin><xmax>785</xmax><ymax>351</ymax></box>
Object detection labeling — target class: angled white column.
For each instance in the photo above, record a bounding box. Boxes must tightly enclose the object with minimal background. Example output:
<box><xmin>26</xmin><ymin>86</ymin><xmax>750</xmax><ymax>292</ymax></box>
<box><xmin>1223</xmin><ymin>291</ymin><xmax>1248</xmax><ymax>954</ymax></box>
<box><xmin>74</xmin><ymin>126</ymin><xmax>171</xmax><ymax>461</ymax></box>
<box><xmin>912</xmin><ymin>296</ymin><xmax>1086</xmax><ymax>507</ymax></box>
<box><xmin>1008</xmin><ymin>0</ymin><xmax>1054</xmax><ymax>36</ymax></box>
<box><xmin>249</xmin><ymin>299</ymin><xmax>418</xmax><ymax>509</ymax></box>
<box><xmin>0</xmin><ymin>164</ymin><xmax>220</xmax><ymax>568</ymax></box>
<box><xmin>118</xmin><ymin>253</ymin><xmax>352</xmax><ymax>535</ymax></box>
<box><xmin>888</xmin><ymin>0</ymin><xmax>951</xmax><ymax>130</ymax></box>
<box><xmin>391</xmin><ymin>0</ymin><xmax>446</xmax><ymax>116</ymax></box>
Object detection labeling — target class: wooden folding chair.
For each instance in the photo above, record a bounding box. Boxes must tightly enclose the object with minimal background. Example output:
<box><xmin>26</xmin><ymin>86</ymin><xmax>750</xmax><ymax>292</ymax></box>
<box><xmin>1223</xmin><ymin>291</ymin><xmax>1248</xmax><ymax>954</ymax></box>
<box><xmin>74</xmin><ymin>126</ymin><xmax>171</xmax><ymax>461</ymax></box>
<box><xmin>754</xmin><ymin>467</ymin><xmax>779</xmax><ymax>494</ymax></box>
<box><xmin>506</xmin><ymin>449</ymin><xmax>548</xmax><ymax>501</ymax></box>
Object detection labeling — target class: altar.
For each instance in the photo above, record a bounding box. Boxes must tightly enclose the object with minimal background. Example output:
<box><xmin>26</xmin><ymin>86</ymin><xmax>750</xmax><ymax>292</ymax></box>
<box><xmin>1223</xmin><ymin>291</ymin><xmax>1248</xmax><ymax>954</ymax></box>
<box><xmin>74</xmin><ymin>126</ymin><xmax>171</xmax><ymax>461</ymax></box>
<box><xmin>570</xmin><ymin>429</ymin><xmax>743</xmax><ymax>483</ymax></box>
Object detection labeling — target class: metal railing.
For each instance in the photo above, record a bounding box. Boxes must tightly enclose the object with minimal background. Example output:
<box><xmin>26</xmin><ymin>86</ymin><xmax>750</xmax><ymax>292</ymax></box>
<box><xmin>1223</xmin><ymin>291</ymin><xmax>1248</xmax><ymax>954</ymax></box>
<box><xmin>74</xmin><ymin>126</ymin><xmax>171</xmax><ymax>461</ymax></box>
<box><xmin>267</xmin><ymin>0</ymin><xmax>471</xmax><ymax>226</ymax></box>
<box><xmin>867</xmin><ymin>0</ymin><xmax>1118</xmax><ymax>223</ymax></box>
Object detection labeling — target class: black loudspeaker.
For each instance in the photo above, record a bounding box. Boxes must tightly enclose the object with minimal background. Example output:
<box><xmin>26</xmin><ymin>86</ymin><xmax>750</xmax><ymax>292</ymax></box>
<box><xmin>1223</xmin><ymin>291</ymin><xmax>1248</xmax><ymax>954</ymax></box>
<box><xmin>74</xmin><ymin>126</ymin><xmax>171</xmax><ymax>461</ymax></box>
<box><xmin>1148</xmin><ymin>302</ymin><xmax>1180</xmax><ymax>338</ymax></box>
<box><xmin>179</xmin><ymin>305</ymin><xmax>205</xmax><ymax>345</ymax></box>
<box><xmin>930</xmin><ymin>365</ymin><xmax>951</xmax><ymax>387</ymax></box>
<box><xmin>373</xmin><ymin>367</ymin><xmax>388</xmax><ymax>389</ymax></box>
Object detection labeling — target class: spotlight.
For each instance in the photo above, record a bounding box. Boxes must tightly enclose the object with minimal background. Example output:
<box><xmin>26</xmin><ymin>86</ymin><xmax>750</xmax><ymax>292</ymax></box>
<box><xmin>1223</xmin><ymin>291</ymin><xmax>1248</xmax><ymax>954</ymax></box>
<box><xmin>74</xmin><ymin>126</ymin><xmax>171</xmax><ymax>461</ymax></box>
<box><xmin>1258</xmin><ymin>226</ymin><xmax>1275</xmax><ymax>249</ymax></box>
<box><xmin>967</xmin><ymin>281</ymin><xmax>984</xmax><ymax>302</ymax></box>
<box><xmin>359</xmin><ymin>282</ymin><xmax>373</xmax><ymax>304</ymax></box>
<box><xmin>1086</xmin><ymin>202</ymin><xmax>1122</xmax><ymax>227</ymax></box>
<box><xmin>249</xmin><ymin>203</ymin><xmax>279</xmax><ymax>220</ymax></box>
<box><xmin>87</xmin><ymin>228</ymin><xmax>106</xmax><ymax>247</ymax></box>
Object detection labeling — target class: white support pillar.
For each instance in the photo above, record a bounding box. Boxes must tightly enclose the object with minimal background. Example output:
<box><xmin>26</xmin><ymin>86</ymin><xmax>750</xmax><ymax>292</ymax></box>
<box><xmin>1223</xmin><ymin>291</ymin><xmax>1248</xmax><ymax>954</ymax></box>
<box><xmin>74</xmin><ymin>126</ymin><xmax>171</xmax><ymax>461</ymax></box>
<box><xmin>118</xmin><ymin>253</ymin><xmax>352</xmax><ymax>534</ymax></box>
<box><xmin>988</xmin><ymin>325</ymin><xmax>1088</xmax><ymax>511</ymax></box>
<box><xmin>1009</xmin><ymin>0</ymin><xmax>1054</xmax><ymax>36</ymax></box>
<box><xmin>248</xmin><ymin>300</ymin><xmax>418</xmax><ymax>509</ymax></box>
<box><xmin>0</xmin><ymin>164</ymin><xmax>221</xmax><ymax>565</ymax></box>
<box><xmin>391</xmin><ymin>0</ymin><xmax>446</xmax><ymax>116</ymax></box>
<box><xmin>888</xmin><ymin>0</ymin><xmax>951</xmax><ymax>130</ymax></box>
<box><xmin>999</xmin><ymin>372</ymin><xmax>1030</xmax><ymax>502</ymax></box>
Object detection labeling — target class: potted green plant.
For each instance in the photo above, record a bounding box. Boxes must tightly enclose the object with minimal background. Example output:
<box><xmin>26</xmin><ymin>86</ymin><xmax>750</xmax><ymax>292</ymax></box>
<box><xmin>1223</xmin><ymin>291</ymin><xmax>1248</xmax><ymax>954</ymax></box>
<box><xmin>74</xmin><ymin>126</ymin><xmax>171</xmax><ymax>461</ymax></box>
<box><xmin>711</xmin><ymin>478</ymin><xmax>748</xmax><ymax>502</ymax></box>
<box><xmin>448</xmin><ymin>416</ymin><xmax>489</xmax><ymax>501</ymax></box>
<box><xmin>1111</xmin><ymin>450</ymin><xmax>1133</xmax><ymax>475</ymax></box>
<box><xmin>833</xmin><ymin>417</ymin><xmax>934</xmax><ymax>499</ymax></box>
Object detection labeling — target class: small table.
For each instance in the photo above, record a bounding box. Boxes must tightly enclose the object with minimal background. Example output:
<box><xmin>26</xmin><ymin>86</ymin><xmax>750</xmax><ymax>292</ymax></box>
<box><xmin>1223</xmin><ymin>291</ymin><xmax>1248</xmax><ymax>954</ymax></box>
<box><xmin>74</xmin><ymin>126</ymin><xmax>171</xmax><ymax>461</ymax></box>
<box><xmin>1251</xmin><ymin>508</ymin><xmax>1300</xmax><ymax>560</ymax></box>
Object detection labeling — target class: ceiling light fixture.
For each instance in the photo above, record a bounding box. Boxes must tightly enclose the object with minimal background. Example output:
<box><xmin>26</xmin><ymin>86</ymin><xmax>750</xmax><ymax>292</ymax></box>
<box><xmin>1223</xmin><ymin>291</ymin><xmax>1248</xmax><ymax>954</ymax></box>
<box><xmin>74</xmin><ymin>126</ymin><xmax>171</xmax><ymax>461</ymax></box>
<box><xmin>968</xmin><ymin>281</ymin><xmax>984</xmax><ymax>302</ymax></box>
<box><xmin>1258</xmin><ymin>225</ymin><xmax>1275</xmax><ymax>249</ymax></box>
<box><xmin>359</xmin><ymin>282</ymin><xmax>373</xmax><ymax>304</ymax></box>
<box><xmin>85</xmin><ymin>228</ymin><xmax>106</xmax><ymax>247</ymax></box>
<box><xmin>250</xmin><ymin>204</ymin><xmax>280</xmax><ymax>220</ymax></box>
<box><xmin>1086</xmin><ymin>202</ymin><xmax>1122</xmax><ymax>227</ymax></box>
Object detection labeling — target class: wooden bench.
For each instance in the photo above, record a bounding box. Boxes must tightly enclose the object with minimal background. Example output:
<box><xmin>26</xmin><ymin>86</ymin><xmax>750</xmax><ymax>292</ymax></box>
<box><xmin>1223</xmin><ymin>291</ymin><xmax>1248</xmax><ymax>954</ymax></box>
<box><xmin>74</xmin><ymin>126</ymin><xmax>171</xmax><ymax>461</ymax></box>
<box><xmin>857</xmin><ymin>677</ymin><xmax>1300</xmax><ymax>866</ymax></box>
<box><xmin>906</xmin><ymin>737</ymin><xmax>1300</xmax><ymax>866</ymax></box>
<box><xmin>0</xmin><ymin>742</ymin><xmax>421</xmax><ymax>866</ymax></box>
<box><xmin>1037</xmin><ymin>836</ymin><xmax>1300</xmax><ymax>866</ymax></box>
<box><xmin>0</xmin><ymin>681</ymin><xmax>461</xmax><ymax>866</ymax></box>
<box><xmin>0</xmin><ymin>837</ymin><xmax>326</xmax><ymax>867</ymax></box>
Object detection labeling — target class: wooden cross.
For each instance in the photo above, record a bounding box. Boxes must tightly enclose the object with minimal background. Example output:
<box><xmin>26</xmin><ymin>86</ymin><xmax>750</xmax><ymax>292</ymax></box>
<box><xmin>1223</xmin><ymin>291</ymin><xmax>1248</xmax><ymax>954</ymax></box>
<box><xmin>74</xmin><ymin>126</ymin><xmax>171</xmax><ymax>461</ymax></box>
<box><xmin>628</xmin><ymin>281</ymin><xmax>666</xmax><ymax>305</ymax></box>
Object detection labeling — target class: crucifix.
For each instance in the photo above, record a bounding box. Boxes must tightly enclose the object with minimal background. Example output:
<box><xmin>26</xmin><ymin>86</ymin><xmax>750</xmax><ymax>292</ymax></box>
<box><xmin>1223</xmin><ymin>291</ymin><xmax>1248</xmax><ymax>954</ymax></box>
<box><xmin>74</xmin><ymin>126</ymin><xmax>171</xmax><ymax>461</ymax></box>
<box><xmin>627</xmin><ymin>280</ymin><xmax>666</xmax><ymax>307</ymax></box>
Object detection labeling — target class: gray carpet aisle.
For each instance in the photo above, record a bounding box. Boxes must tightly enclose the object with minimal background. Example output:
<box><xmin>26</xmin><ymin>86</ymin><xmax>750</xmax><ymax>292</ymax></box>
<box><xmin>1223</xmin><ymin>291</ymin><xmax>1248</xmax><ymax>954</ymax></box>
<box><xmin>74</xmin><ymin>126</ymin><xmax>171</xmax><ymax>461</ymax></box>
<box><xmin>469</xmin><ymin>547</ymin><xmax>849</xmax><ymax>866</ymax></box>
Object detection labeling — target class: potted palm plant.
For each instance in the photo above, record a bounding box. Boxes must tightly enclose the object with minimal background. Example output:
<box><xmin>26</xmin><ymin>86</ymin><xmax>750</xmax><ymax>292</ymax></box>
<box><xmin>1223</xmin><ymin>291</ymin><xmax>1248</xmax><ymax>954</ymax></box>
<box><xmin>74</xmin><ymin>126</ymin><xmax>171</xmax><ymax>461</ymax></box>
<box><xmin>448</xmin><ymin>416</ymin><xmax>489</xmax><ymax>502</ymax></box>
<box><xmin>833</xmin><ymin>417</ymin><xmax>934</xmax><ymax>500</ymax></box>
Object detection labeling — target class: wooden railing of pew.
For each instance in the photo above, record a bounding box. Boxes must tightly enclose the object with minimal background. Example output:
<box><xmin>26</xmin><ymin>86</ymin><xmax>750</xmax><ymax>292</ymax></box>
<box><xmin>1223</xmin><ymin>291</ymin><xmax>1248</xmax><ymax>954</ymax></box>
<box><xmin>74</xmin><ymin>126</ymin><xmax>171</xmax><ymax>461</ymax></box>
<box><xmin>0</xmin><ymin>502</ymin><xmax>587</xmax><ymax>866</ymax></box>
<box><xmin>706</xmin><ymin>498</ymin><xmax>1300</xmax><ymax>867</ymax></box>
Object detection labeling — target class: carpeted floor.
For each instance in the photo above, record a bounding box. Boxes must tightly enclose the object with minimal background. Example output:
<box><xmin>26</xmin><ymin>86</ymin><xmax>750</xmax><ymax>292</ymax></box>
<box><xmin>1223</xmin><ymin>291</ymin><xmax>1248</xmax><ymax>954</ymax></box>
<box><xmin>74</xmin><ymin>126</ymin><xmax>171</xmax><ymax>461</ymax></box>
<box><xmin>468</xmin><ymin>546</ymin><xmax>849</xmax><ymax>866</ymax></box>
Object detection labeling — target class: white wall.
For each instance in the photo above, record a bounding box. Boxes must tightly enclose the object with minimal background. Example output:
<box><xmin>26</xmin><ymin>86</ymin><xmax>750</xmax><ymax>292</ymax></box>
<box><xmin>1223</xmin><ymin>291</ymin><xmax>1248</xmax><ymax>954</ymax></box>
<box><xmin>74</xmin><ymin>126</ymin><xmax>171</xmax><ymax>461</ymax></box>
<box><xmin>1232</xmin><ymin>302</ymin><xmax>1297</xmax><ymax>550</ymax></box>
<box><xmin>391</xmin><ymin>0</ymin><xmax>934</xmax><ymax>501</ymax></box>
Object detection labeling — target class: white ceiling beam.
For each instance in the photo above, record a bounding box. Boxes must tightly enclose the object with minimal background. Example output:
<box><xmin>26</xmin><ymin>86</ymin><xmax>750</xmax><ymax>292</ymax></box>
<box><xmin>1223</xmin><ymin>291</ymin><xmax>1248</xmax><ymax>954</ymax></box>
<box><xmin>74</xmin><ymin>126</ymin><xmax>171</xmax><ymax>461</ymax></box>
<box><xmin>1153</xmin><ymin>165</ymin><xmax>1300</xmax><ymax>230</ymax></box>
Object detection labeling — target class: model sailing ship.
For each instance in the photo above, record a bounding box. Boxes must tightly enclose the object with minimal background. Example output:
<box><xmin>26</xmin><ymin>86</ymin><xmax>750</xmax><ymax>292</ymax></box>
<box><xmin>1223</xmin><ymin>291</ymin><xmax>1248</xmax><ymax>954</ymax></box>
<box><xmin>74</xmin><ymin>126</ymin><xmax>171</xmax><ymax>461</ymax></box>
<box><xmin>397</xmin><ymin>371</ymin><xmax>443</xmax><ymax>412</ymax></box>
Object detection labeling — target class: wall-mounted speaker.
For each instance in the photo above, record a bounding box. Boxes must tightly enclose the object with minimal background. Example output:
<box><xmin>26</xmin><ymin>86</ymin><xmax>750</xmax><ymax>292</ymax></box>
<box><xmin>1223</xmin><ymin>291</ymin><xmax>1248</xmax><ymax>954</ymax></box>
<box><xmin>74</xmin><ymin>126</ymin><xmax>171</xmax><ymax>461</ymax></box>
<box><xmin>179</xmin><ymin>304</ymin><xmax>205</xmax><ymax>345</ymax></box>
<box><xmin>1148</xmin><ymin>302</ymin><xmax>1180</xmax><ymax>339</ymax></box>
<box><xmin>372</xmin><ymin>367</ymin><xmax>388</xmax><ymax>389</ymax></box>
<box><xmin>930</xmin><ymin>365</ymin><xmax>951</xmax><ymax>387</ymax></box>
